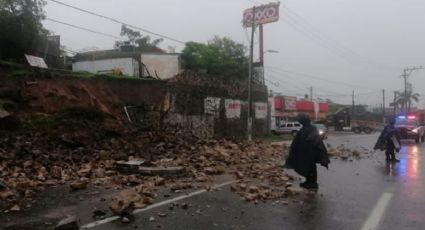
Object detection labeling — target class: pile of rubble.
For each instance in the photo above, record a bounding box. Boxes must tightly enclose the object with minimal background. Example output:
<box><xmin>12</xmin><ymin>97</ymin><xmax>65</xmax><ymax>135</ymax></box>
<box><xmin>327</xmin><ymin>144</ymin><xmax>372</xmax><ymax>160</ymax></box>
<box><xmin>1</xmin><ymin>111</ymin><xmax>373</xmax><ymax>216</ymax></box>
<box><xmin>0</xmin><ymin>114</ymin><xmax>298</xmax><ymax>213</ymax></box>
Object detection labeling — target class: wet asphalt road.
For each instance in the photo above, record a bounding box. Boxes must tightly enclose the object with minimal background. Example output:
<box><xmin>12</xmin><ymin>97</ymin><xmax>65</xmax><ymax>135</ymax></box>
<box><xmin>81</xmin><ymin>133</ymin><xmax>425</xmax><ymax>230</ymax></box>
<box><xmin>3</xmin><ymin>132</ymin><xmax>425</xmax><ymax>230</ymax></box>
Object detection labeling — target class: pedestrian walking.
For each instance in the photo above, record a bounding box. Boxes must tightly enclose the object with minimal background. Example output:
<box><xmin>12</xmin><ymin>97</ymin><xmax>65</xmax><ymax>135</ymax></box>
<box><xmin>374</xmin><ymin>117</ymin><xmax>401</xmax><ymax>163</ymax></box>
<box><xmin>284</xmin><ymin>114</ymin><xmax>330</xmax><ymax>190</ymax></box>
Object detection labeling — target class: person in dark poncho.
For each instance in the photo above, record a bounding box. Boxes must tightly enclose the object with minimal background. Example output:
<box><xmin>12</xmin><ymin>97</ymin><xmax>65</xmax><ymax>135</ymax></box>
<box><xmin>374</xmin><ymin>117</ymin><xmax>400</xmax><ymax>163</ymax></box>
<box><xmin>285</xmin><ymin>114</ymin><xmax>330</xmax><ymax>189</ymax></box>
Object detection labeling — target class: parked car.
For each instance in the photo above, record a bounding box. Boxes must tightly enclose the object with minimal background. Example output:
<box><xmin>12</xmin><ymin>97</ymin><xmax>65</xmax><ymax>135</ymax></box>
<box><xmin>272</xmin><ymin>122</ymin><xmax>302</xmax><ymax>136</ymax></box>
<box><xmin>313</xmin><ymin>123</ymin><xmax>328</xmax><ymax>139</ymax></box>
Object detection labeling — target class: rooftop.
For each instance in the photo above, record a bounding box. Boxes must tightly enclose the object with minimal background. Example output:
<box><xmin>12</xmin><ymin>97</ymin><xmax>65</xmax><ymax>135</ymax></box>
<box><xmin>73</xmin><ymin>46</ymin><xmax>167</xmax><ymax>62</ymax></box>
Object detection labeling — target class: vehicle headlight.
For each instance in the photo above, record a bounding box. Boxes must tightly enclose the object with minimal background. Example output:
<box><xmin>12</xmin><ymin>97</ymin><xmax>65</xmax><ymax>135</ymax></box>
<box><xmin>319</xmin><ymin>130</ymin><xmax>324</xmax><ymax>135</ymax></box>
<box><xmin>412</xmin><ymin>129</ymin><xmax>419</xmax><ymax>133</ymax></box>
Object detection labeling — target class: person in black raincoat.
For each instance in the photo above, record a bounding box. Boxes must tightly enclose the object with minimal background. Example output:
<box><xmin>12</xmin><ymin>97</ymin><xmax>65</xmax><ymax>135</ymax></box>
<box><xmin>374</xmin><ymin>117</ymin><xmax>400</xmax><ymax>163</ymax></box>
<box><xmin>285</xmin><ymin>114</ymin><xmax>330</xmax><ymax>189</ymax></box>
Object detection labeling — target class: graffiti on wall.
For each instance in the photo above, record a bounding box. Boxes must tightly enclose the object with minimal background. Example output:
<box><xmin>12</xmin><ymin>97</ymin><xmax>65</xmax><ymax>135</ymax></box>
<box><xmin>204</xmin><ymin>97</ymin><xmax>221</xmax><ymax>117</ymax></box>
<box><xmin>255</xmin><ymin>102</ymin><xmax>268</xmax><ymax>119</ymax></box>
<box><xmin>225</xmin><ymin>99</ymin><xmax>242</xmax><ymax>119</ymax></box>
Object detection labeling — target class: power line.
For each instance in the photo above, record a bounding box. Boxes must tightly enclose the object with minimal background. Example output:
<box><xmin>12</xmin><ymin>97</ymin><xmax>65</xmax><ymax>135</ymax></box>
<box><xmin>267</xmin><ymin>70</ymin><xmax>347</xmax><ymax>96</ymax></box>
<box><xmin>283</xmin><ymin>7</ymin><xmax>364</xmax><ymax>59</ymax></box>
<box><xmin>266</xmin><ymin>65</ymin><xmax>384</xmax><ymax>91</ymax></box>
<box><xmin>280</xmin><ymin>5</ymin><xmax>397</xmax><ymax>71</ymax></box>
<box><xmin>265</xmin><ymin>67</ymin><xmax>385</xmax><ymax>106</ymax></box>
<box><xmin>47</xmin><ymin>0</ymin><xmax>185</xmax><ymax>44</ymax></box>
<box><xmin>46</xmin><ymin>18</ymin><xmax>122</xmax><ymax>40</ymax></box>
<box><xmin>61</xmin><ymin>47</ymin><xmax>78</xmax><ymax>55</ymax></box>
<box><xmin>266</xmin><ymin>70</ymin><xmax>376</xmax><ymax>98</ymax></box>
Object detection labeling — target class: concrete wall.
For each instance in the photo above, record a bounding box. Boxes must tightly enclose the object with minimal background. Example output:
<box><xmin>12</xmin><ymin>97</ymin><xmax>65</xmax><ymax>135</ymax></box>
<box><xmin>141</xmin><ymin>54</ymin><xmax>180</xmax><ymax>80</ymax></box>
<box><xmin>165</xmin><ymin>82</ymin><xmax>269</xmax><ymax>138</ymax></box>
<box><xmin>73</xmin><ymin>58</ymin><xmax>139</xmax><ymax>77</ymax></box>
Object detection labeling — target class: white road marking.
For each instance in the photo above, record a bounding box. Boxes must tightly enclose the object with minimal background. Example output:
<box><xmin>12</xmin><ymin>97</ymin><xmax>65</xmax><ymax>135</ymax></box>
<box><xmin>81</xmin><ymin>180</ymin><xmax>236</xmax><ymax>229</ymax></box>
<box><xmin>360</xmin><ymin>192</ymin><xmax>393</xmax><ymax>230</ymax></box>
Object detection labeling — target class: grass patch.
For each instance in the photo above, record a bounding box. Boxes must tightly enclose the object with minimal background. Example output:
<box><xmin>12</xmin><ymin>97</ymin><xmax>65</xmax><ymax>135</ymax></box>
<box><xmin>11</xmin><ymin>69</ymin><xmax>31</xmax><ymax>76</ymax></box>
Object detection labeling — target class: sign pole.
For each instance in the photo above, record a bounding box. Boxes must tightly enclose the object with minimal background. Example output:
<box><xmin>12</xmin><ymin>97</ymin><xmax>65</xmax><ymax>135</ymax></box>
<box><xmin>247</xmin><ymin>7</ymin><xmax>256</xmax><ymax>141</ymax></box>
<box><xmin>243</xmin><ymin>2</ymin><xmax>280</xmax><ymax>141</ymax></box>
<box><xmin>259</xmin><ymin>24</ymin><xmax>264</xmax><ymax>64</ymax></box>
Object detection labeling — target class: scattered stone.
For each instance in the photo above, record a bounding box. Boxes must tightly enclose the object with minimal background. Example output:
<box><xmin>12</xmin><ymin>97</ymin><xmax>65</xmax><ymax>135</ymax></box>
<box><xmin>9</xmin><ymin>204</ymin><xmax>20</xmax><ymax>212</ymax></box>
<box><xmin>55</xmin><ymin>215</ymin><xmax>79</xmax><ymax>230</ymax></box>
<box><xmin>244</xmin><ymin>193</ymin><xmax>258</xmax><ymax>202</ymax></box>
<box><xmin>70</xmin><ymin>181</ymin><xmax>87</xmax><ymax>191</ymax></box>
<box><xmin>0</xmin><ymin>181</ymin><xmax>8</xmax><ymax>191</ymax></box>
<box><xmin>121</xmin><ymin>217</ymin><xmax>130</xmax><ymax>223</ymax></box>
<box><xmin>181</xmin><ymin>203</ymin><xmax>189</xmax><ymax>210</ymax></box>
<box><xmin>149</xmin><ymin>216</ymin><xmax>156</xmax><ymax>222</ymax></box>
<box><xmin>286</xmin><ymin>187</ymin><xmax>303</xmax><ymax>195</ymax></box>
<box><xmin>247</xmin><ymin>186</ymin><xmax>259</xmax><ymax>193</ymax></box>
<box><xmin>158</xmin><ymin>212</ymin><xmax>167</xmax><ymax>218</ymax></box>
<box><xmin>92</xmin><ymin>210</ymin><xmax>107</xmax><ymax>220</ymax></box>
<box><xmin>50</xmin><ymin>166</ymin><xmax>63</xmax><ymax>179</ymax></box>
<box><xmin>109</xmin><ymin>185</ymin><xmax>155</xmax><ymax>215</ymax></box>
<box><xmin>154</xmin><ymin>177</ymin><xmax>165</xmax><ymax>186</ymax></box>
<box><xmin>235</xmin><ymin>171</ymin><xmax>244</xmax><ymax>179</ymax></box>
<box><xmin>0</xmin><ymin>190</ymin><xmax>15</xmax><ymax>201</ymax></box>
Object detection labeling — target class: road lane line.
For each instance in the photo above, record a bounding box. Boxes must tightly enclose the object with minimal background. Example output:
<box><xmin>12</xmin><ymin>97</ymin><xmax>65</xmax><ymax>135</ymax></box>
<box><xmin>360</xmin><ymin>192</ymin><xmax>393</xmax><ymax>230</ymax></box>
<box><xmin>81</xmin><ymin>180</ymin><xmax>236</xmax><ymax>229</ymax></box>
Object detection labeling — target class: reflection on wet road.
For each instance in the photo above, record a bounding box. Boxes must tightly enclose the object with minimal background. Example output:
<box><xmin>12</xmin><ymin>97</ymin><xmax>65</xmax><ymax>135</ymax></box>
<box><xmin>386</xmin><ymin>144</ymin><xmax>421</xmax><ymax>178</ymax></box>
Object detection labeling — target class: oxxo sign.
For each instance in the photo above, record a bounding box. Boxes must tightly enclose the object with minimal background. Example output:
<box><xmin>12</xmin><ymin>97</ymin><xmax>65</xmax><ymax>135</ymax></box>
<box><xmin>243</xmin><ymin>2</ymin><xmax>280</xmax><ymax>27</ymax></box>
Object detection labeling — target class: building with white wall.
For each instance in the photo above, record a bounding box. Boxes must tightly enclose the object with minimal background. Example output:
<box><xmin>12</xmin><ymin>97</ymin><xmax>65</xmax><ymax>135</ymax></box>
<box><xmin>72</xmin><ymin>48</ymin><xmax>181</xmax><ymax>79</ymax></box>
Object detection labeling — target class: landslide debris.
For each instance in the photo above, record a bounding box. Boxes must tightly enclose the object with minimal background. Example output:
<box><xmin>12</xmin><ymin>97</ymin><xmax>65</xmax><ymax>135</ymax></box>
<box><xmin>327</xmin><ymin>144</ymin><xmax>372</xmax><ymax>160</ymax></box>
<box><xmin>0</xmin><ymin>106</ymin><xmax>301</xmax><ymax>212</ymax></box>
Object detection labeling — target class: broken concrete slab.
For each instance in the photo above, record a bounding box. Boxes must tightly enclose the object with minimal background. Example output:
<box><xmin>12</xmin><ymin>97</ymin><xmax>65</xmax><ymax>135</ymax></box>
<box><xmin>55</xmin><ymin>215</ymin><xmax>79</xmax><ymax>230</ymax></box>
<box><xmin>139</xmin><ymin>166</ymin><xmax>185</xmax><ymax>176</ymax></box>
<box><xmin>116</xmin><ymin>160</ymin><xmax>147</xmax><ymax>174</ymax></box>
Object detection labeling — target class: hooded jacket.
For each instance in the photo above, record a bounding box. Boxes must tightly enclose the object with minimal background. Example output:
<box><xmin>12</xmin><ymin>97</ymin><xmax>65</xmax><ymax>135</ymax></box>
<box><xmin>374</xmin><ymin>123</ymin><xmax>400</xmax><ymax>151</ymax></box>
<box><xmin>285</xmin><ymin>123</ymin><xmax>330</xmax><ymax>177</ymax></box>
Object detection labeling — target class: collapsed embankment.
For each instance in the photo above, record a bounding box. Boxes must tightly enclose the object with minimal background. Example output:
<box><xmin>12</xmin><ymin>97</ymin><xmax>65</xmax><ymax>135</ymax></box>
<box><xmin>0</xmin><ymin>62</ymin><xmax>269</xmax><ymax>138</ymax></box>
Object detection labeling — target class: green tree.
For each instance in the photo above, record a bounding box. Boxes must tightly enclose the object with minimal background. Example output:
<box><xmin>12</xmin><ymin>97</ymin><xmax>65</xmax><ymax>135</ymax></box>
<box><xmin>180</xmin><ymin>36</ymin><xmax>249</xmax><ymax>80</ymax></box>
<box><xmin>395</xmin><ymin>90</ymin><xmax>420</xmax><ymax>112</ymax></box>
<box><xmin>115</xmin><ymin>25</ymin><xmax>163</xmax><ymax>52</ymax></box>
<box><xmin>0</xmin><ymin>0</ymin><xmax>48</xmax><ymax>61</ymax></box>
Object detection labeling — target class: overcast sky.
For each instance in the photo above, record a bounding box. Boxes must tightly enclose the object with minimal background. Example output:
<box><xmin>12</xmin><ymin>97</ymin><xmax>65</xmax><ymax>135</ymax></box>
<box><xmin>43</xmin><ymin>0</ymin><xmax>425</xmax><ymax>108</ymax></box>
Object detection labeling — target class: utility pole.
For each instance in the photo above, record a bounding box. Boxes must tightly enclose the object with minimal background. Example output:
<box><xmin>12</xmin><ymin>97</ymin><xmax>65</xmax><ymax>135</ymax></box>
<box><xmin>393</xmin><ymin>91</ymin><xmax>397</xmax><ymax>116</ymax></box>
<box><xmin>401</xmin><ymin>66</ymin><xmax>423</xmax><ymax>113</ymax></box>
<box><xmin>247</xmin><ymin>7</ymin><xmax>256</xmax><ymax>141</ymax></box>
<box><xmin>382</xmin><ymin>89</ymin><xmax>386</xmax><ymax>123</ymax></box>
<box><xmin>352</xmin><ymin>90</ymin><xmax>355</xmax><ymax>115</ymax></box>
<box><xmin>310</xmin><ymin>87</ymin><xmax>313</xmax><ymax>101</ymax></box>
